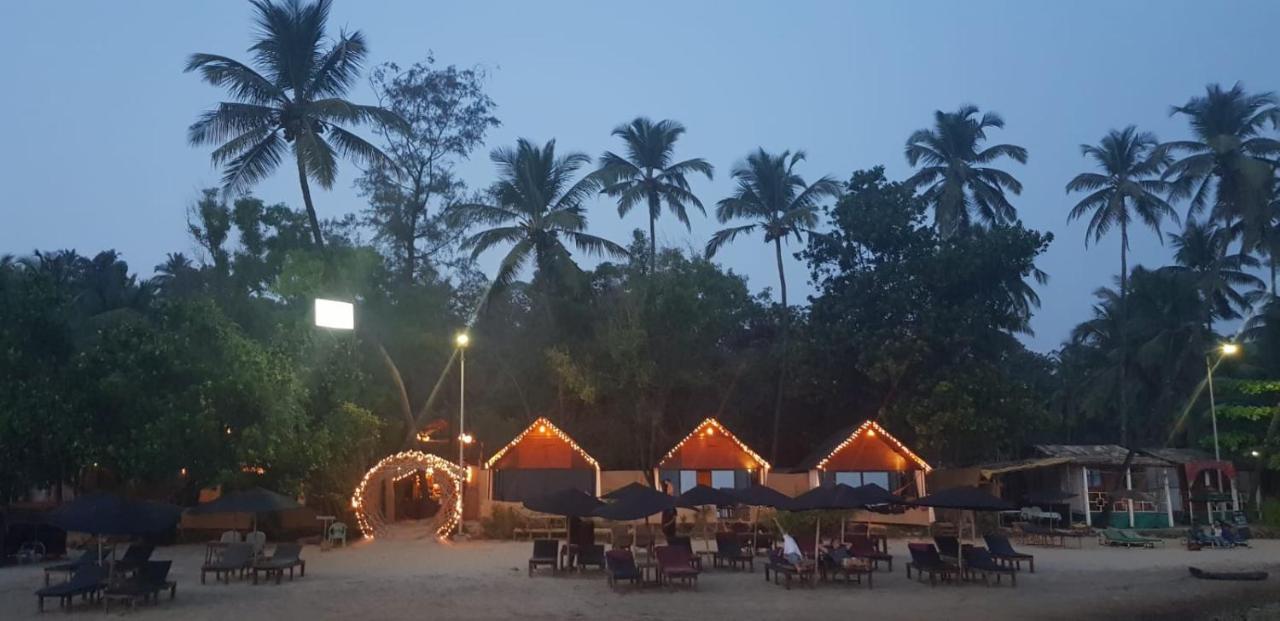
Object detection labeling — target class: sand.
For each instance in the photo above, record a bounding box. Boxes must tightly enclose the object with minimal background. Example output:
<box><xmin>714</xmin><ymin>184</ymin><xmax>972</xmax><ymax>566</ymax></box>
<box><xmin>4</xmin><ymin>531</ymin><xmax>1279</xmax><ymax>620</ymax></box>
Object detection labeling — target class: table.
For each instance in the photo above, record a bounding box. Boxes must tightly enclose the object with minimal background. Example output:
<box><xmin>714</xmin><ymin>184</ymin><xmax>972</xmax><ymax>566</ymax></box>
<box><xmin>635</xmin><ymin>560</ymin><xmax>661</xmax><ymax>586</ymax></box>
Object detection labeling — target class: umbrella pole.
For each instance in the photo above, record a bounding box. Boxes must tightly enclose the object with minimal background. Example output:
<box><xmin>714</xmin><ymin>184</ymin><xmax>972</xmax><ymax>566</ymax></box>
<box><xmin>814</xmin><ymin>518</ymin><xmax>821</xmax><ymax>583</ymax></box>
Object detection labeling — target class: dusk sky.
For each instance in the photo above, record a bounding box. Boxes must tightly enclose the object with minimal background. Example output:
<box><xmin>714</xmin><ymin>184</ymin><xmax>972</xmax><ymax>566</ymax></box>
<box><xmin>4</xmin><ymin>0</ymin><xmax>1279</xmax><ymax>351</ymax></box>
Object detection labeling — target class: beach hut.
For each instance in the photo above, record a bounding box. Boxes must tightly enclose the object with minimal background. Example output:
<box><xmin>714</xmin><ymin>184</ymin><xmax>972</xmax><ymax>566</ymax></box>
<box><xmin>484</xmin><ymin>417</ymin><xmax>601</xmax><ymax>503</ymax></box>
<box><xmin>654</xmin><ymin>418</ymin><xmax>770</xmax><ymax>492</ymax></box>
<box><xmin>799</xmin><ymin>420</ymin><xmax>932</xmax><ymax>496</ymax></box>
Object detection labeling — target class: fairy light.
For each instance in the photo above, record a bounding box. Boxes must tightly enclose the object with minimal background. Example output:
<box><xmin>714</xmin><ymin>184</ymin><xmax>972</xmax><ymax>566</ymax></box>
<box><xmin>658</xmin><ymin>418</ymin><xmax>771</xmax><ymax>471</ymax></box>
<box><xmin>350</xmin><ymin>451</ymin><xmax>467</xmax><ymax>540</ymax></box>
<box><xmin>483</xmin><ymin>417</ymin><xmax>601</xmax><ymax>471</ymax></box>
<box><xmin>813</xmin><ymin>420</ymin><xmax>932</xmax><ymax>472</ymax></box>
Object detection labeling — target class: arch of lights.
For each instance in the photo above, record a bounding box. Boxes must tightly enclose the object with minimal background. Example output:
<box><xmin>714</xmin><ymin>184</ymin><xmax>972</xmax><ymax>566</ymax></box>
<box><xmin>350</xmin><ymin>451</ymin><xmax>466</xmax><ymax>540</ymax></box>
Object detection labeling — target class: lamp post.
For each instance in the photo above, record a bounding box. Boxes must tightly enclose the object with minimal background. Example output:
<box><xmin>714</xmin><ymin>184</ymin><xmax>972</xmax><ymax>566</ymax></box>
<box><xmin>455</xmin><ymin>332</ymin><xmax>470</xmax><ymax>469</ymax></box>
<box><xmin>1205</xmin><ymin>342</ymin><xmax>1239</xmax><ymax>515</ymax></box>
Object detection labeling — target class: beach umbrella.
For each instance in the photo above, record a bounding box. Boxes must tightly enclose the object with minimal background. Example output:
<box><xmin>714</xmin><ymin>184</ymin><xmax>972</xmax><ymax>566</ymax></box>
<box><xmin>188</xmin><ymin>487</ymin><xmax>301</xmax><ymax>532</ymax></box>
<box><xmin>48</xmin><ymin>493</ymin><xmax>182</xmax><ymax>561</ymax></box>
<box><xmin>676</xmin><ymin>485</ymin><xmax>739</xmax><ymax>550</ymax></box>
<box><xmin>788</xmin><ymin>484</ymin><xmax>888</xmax><ymax>560</ymax></box>
<box><xmin>601</xmin><ymin>482</ymin><xmax>653</xmax><ymax>500</ymax></box>
<box><xmin>593</xmin><ymin>486</ymin><xmax>676</xmax><ymax>521</ymax></box>
<box><xmin>522</xmin><ymin>488</ymin><xmax>603</xmax><ymax>518</ymax></box>
<box><xmin>908</xmin><ymin>486</ymin><xmax>1014</xmax><ymax>577</ymax></box>
<box><xmin>730</xmin><ymin>484</ymin><xmax>793</xmax><ymax>550</ymax></box>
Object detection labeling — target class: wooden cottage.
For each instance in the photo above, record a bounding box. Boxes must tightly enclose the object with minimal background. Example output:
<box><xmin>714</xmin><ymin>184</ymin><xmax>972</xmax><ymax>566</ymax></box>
<box><xmin>799</xmin><ymin>420</ymin><xmax>933</xmax><ymax>498</ymax></box>
<box><xmin>654</xmin><ymin>418</ymin><xmax>770</xmax><ymax>492</ymax></box>
<box><xmin>483</xmin><ymin>417</ymin><xmax>600</xmax><ymax>502</ymax></box>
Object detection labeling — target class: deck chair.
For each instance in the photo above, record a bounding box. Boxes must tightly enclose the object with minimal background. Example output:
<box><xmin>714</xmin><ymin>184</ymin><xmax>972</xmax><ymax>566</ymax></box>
<box><xmin>528</xmin><ymin>539</ymin><xmax>560</xmax><ymax>576</ymax></box>
<box><xmin>113</xmin><ymin>543</ymin><xmax>156</xmax><ymax>573</ymax></box>
<box><xmin>933</xmin><ymin>535</ymin><xmax>961</xmax><ymax>560</ymax></box>
<box><xmin>35</xmin><ymin>563</ymin><xmax>106</xmax><ymax>612</ymax></box>
<box><xmin>1120</xmin><ymin>529</ymin><xmax>1163</xmax><ymax>547</ymax></box>
<box><xmin>820</xmin><ymin>546</ymin><xmax>873</xmax><ymax>588</ymax></box>
<box><xmin>43</xmin><ymin>548</ymin><xmax>107</xmax><ymax>586</ymax></box>
<box><xmin>605</xmin><ymin>549</ymin><xmax>642</xmax><ymax>589</ymax></box>
<box><xmin>220</xmin><ymin>530</ymin><xmax>241</xmax><ymax>543</ymax></box>
<box><xmin>764</xmin><ymin>548</ymin><xmax>814</xmax><ymax>590</ymax></box>
<box><xmin>201</xmin><ymin>542</ymin><xmax>254</xmax><ymax>584</ymax></box>
<box><xmin>104</xmin><ymin>560</ymin><xmax>176</xmax><ymax>611</ymax></box>
<box><xmin>962</xmin><ymin>547</ymin><xmax>1017</xmax><ymax>586</ymax></box>
<box><xmin>849</xmin><ymin>535</ymin><xmax>893</xmax><ymax>571</ymax></box>
<box><xmin>655</xmin><ymin>545</ymin><xmax>699</xmax><ymax>588</ymax></box>
<box><xmin>906</xmin><ymin>543</ymin><xmax>958</xmax><ymax>586</ymax></box>
<box><xmin>252</xmin><ymin>543</ymin><xmax>306</xmax><ymax>584</ymax></box>
<box><xmin>714</xmin><ymin>532</ymin><xmax>753</xmax><ymax>571</ymax></box>
<box><xmin>576</xmin><ymin>544</ymin><xmax>606</xmax><ymax>572</ymax></box>
<box><xmin>984</xmin><ymin>533</ymin><xmax>1034</xmax><ymax>572</ymax></box>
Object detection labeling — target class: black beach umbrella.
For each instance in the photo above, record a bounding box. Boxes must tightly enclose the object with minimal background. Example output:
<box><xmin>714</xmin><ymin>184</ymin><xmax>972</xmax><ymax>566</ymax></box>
<box><xmin>731</xmin><ymin>484</ymin><xmax>794</xmax><ymax>510</ymax></box>
<box><xmin>789</xmin><ymin>484</ymin><xmax>887</xmax><ymax>559</ymax></box>
<box><xmin>907</xmin><ymin>486</ymin><xmax>1014</xmax><ymax>511</ymax></box>
<box><xmin>48</xmin><ymin>493</ymin><xmax>182</xmax><ymax>561</ymax></box>
<box><xmin>593</xmin><ymin>486</ymin><xmax>676</xmax><ymax>521</ymax></box>
<box><xmin>602</xmin><ymin>482</ymin><xmax>653</xmax><ymax>500</ymax></box>
<box><xmin>523</xmin><ymin>488</ymin><xmax>604</xmax><ymax>518</ymax></box>
<box><xmin>677</xmin><ymin>485</ymin><xmax>739</xmax><ymax>509</ymax></box>
<box><xmin>188</xmin><ymin>487</ymin><xmax>301</xmax><ymax>532</ymax></box>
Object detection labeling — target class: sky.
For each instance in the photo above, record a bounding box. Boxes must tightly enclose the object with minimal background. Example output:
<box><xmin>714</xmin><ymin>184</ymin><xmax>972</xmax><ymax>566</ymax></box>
<box><xmin>3</xmin><ymin>0</ymin><xmax>1279</xmax><ymax>351</ymax></box>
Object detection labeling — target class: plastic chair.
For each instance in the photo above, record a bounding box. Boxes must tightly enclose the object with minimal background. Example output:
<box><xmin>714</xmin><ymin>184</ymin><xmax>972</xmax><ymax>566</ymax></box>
<box><xmin>219</xmin><ymin>530</ymin><xmax>241</xmax><ymax>543</ymax></box>
<box><xmin>328</xmin><ymin>522</ymin><xmax>347</xmax><ymax>547</ymax></box>
<box><xmin>245</xmin><ymin>530</ymin><xmax>267</xmax><ymax>557</ymax></box>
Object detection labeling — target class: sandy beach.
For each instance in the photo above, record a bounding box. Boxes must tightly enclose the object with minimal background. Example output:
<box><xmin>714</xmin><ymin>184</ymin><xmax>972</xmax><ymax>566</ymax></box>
<box><xmin>4</xmin><ymin>531</ymin><xmax>1280</xmax><ymax>620</ymax></box>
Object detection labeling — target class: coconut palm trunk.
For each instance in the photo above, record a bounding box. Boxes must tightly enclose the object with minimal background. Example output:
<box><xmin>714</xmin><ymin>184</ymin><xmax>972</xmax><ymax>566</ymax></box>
<box><xmin>771</xmin><ymin>237</ymin><xmax>789</xmax><ymax>464</ymax></box>
<box><xmin>1119</xmin><ymin>219</ymin><xmax>1128</xmax><ymax>445</ymax></box>
<box><xmin>296</xmin><ymin>157</ymin><xmax>325</xmax><ymax>250</ymax></box>
<box><xmin>648</xmin><ymin>191</ymin><xmax>660</xmax><ymax>272</ymax></box>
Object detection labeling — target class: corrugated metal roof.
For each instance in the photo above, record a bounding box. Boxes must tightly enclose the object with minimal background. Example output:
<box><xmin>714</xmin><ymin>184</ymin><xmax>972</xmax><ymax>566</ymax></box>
<box><xmin>1140</xmin><ymin>448</ymin><xmax>1213</xmax><ymax>465</ymax></box>
<box><xmin>1032</xmin><ymin>444</ymin><xmax>1170</xmax><ymax>467</ymax></box>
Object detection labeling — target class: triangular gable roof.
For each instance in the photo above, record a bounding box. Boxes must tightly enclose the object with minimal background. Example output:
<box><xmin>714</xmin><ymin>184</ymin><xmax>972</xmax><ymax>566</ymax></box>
<box><xmin>799</xmin><ymin>420</ymin><xmax>931</xmax><ymax>471</ymax></box>
<box><xmin>657</xmin><ymin>418</ymin><xmax>770</xmax><ymax>470</ymax></box>
<box><xmin>483</xmin><ymin>417</ymin><xmax>600</xmax><ymax>470</ymax></box>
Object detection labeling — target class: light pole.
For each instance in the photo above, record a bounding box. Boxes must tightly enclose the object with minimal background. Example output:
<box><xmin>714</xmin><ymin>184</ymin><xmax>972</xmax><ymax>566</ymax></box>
<box><xmin>455</xmin><ymin>332</ymin><xmax>470</xmax><ymax>469</ymax></box>
<box><xmin>1205</xmin><ymin>342</ymin><xmax>1239</xmax><ymax>514</ymax></box>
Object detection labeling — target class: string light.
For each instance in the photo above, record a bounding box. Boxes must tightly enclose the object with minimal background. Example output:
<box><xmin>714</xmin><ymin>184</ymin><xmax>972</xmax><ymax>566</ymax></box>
<box><xmin>483</xmin><ymin>417</ymin><xmax>601</xmax><ymax>471</ymax></box>
<box><xmin>350</xmin><ymin>451</ymin><xmax>466</xmax><ymax>540</ymax></box>
<box><xmin>658</xmin><ymin>418</ymin><xmax>771</xmax><ymax>471</ymax></box>
<box><xmin>813</xmin><ymin>420</ymin><xmax>932</xmax><ymax>472</ymax></box>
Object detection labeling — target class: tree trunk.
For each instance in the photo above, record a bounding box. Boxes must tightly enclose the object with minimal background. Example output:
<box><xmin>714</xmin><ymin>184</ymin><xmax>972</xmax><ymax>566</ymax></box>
<box><xmin>295</xmin><ymin>156</ymin><xmax>326</xmax><ymax>250</ymax></box>
<box><xmin>405</xmin><ymin>210</ymin><xmax>418</xmax><ymax>285</ymax></box>
<box><xmin>770</xmin><ymin>238</ymin><xmax>789</xmax><ymax>465</ymax></box>
<box><xmin>648</xmin><ymin>192</ymin><xmax>660</xmax><ymax>273</ymax></box>
<box><xmin>375</xmin><ymin>341</ymin><xmax>419</xmax><ymax>447</ymax></box>
<box><xmin>1119</xmin><ymin>221</ymin><xmax>1129</xmax><ymax>447</ymax></box>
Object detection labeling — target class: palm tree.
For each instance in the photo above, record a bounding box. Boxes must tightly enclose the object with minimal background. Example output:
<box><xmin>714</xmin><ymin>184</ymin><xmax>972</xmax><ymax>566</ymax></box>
<box><xmin>449</xmin><ymin>139</ymin><xmax>628</xmax><ymax>287</ymax></box>
<box><xmin>1163</xmin><ymin>83</ymin><xmax>1280</xmax><ymax>263</ymax></box>
<box><xmin>706</xmin><ymin>148</ymin><xmax>840</xmax><ymax>463</ymax></box>
<box><xmin>595</xmin><ymin>118</ymin><xmax>714</xmax><ymax>273</ymax></box>
<box><xmin>186</xmin><ymin>0</ymin><xmax>403</xmax><ymax>250</ymax></box>
<box><xmin>1165</xmin><ymin>218</ymin><xmax>1263</xmax><ymax>321</ymax></box>
<box><xmin>706</xmin><ymin>149</ymin><xmax>840</xmax><ymax>309</ymax></box>
<box><xmin>904</xmin><ymin>105</ymin><xmax>1028</xmax><ymax>236</ymax></box>
<box><xmin>1067</xmin><ymin>126</ymin><xmax>1178</xmax><ymax>303</ymax></box>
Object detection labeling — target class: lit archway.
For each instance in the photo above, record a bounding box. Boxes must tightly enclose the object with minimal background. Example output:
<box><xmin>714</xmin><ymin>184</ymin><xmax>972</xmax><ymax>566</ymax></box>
<box><xmin>351</xmin><ymin>451</ymin><xmax>466</xmax><ymax>540</ymax></box>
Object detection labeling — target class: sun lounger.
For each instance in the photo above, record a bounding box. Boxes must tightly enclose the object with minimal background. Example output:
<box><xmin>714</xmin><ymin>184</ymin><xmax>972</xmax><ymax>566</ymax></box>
<box><xmin>933</xmin><ymin>535</ymin><xmax>960</xmax><ymax>560</ymax></box>
<box><xmin>713</xmin><ymin>532</ymin><xmax>753</xmax><ymax>571</ymax></box>
<box><xmin>1099</xmin><ymin>528</ymin><xmax>1156</xmax><ymax>548</ymax></box>
<box><xmin>252</xmin><ymin>543</ymin><xmax>307</xmax><ymax>584</ymax></box>
<box><xmin>113</xmin><ymin>543</ymin><xmax>156</xmax><ymax>574</ymax></box>
<box><xmin>962</xmin><ymin>547</ymin><xmax>1017</xmax><ymax>587</ymax></box>
<box><xmin>43</xmin><ymin>548</ymin><xmax>109</xmax><ymax>586</ymax></box>
<box><xmin>764</xmin><ymin>548</ymin><xmax>814</xmax><ymax>590</ymax></box>
<box><xmin>849</xmin><ymin>535</ymin><xmax>893</xmax><ymax>571</ymax></box>
<box><xmin>528</xmin><ymin>539</ymin><xmax>560</xmax><ymax>576</ymax></box>
<box><xmin>201</xmin><ymin>542</ymin><xmax>254</xmax><ymax>584</ymax></box>
<box><xmin>605</xmin><ymin>549</ymin><xmax>642</xmax><ymax>589</ymax></box>
<box><xmin>104</xmin><ymin>560</ymin><xmax>176</xmax><ymax>611</ymax></box>
<box><xmin>820</xmin><ymin>547</ymin><xmax>873</xmax><ymax>588</ymax></box>
<box><xmin>35</xmin><ymin>563</ymin><xmax>106</xmax><ymax>612</ymax></box>
<box><xmin>575</xmin><ymin>544</ymin><xmax>606</xmax><ymax>572</ymax></box>
<box><xmin>655</xmin><ymin>545</ymin><xmax>699</xmax><ymax>588</ymax></box>
<box><xmin>906</xmin><ymin>543</ymin><xmax>959</xmax><ymax>586</ymax></box>
<box><xmin>984</xmin><ymin>533</ymin><xmax>1034</xmax><ymax>572</ymax></box>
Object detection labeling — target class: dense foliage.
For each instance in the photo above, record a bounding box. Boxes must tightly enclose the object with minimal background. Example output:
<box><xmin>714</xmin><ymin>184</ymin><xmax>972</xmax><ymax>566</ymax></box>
<box><xmin>7</xmin><ymin>0</ymin><xmax>1280</xmax><ymax>508</ymax></box>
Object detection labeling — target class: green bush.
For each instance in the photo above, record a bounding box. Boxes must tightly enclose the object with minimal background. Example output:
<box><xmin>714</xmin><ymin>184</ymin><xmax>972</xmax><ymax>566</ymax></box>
<box><xmin>480</xmin><ymin>505</ymin><xmax>527</xmax><ymax>539</ymax></box>
<box><xmin>1259</xmin><ymin>497</ymin><xmax>1280</xmax><ymax>529</ymax></box>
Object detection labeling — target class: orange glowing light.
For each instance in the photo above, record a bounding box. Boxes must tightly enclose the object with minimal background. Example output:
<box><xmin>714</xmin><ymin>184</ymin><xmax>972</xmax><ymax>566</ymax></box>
<box><xmin>538</xmin><ymin>424</ymin><xmax>548</xmax><ymax>433</ymax></box>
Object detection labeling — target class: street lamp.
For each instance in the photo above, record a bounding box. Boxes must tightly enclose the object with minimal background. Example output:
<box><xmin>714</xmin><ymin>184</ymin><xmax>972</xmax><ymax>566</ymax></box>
<box><xmin>455</xmin><ymin>332</ymin><xmax>470</xmax><ymax>469</ymax></box>
<box><xmin>1205</xmin><ymin>342</ymin><xmax>1240</xmax><ymax>510</ymax></box>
